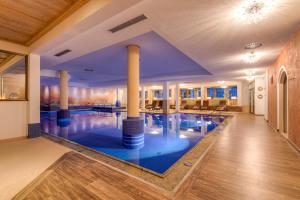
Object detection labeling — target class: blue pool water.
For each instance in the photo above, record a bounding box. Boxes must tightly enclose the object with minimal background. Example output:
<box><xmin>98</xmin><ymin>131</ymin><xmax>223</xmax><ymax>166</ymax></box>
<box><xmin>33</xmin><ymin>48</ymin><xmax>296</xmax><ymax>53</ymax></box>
<box><xmin>41</xmin><ymin>111</ymin><xmax>225</xmax><ymax>174</ymax></box>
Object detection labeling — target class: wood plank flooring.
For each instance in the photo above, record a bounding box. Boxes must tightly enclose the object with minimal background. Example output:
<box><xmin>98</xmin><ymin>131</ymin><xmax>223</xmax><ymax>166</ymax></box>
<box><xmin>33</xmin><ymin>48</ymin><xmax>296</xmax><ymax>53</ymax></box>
<box><xmin>14</xmin><ymin>114</ymin><xmax>300</xmax><ymax>200</ymax></box>
<box><xmin>176</xmin><ymin>114</ymin><xmax>300</xmax><ymax>200</ymax></box>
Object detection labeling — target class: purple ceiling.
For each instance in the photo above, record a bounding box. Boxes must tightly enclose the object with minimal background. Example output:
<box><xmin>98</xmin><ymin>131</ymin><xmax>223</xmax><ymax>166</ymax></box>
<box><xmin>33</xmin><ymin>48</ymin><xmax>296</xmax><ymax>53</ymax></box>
<box><xmin>42</xmin><ymin>31</ymin><xmax>210</xmax><ymax>87</ymax></box>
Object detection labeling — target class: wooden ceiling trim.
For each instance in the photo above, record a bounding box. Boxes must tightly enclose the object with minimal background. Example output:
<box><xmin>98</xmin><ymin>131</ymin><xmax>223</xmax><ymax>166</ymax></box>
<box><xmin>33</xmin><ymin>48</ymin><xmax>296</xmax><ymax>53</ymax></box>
<box><xmin>0</xmin><ymin>52</ymin><xmax>15</xmax><ymax>68</ymax></box>
<box><xmin>26</xmin><ymin>0</ymin><xmax>89</xmax><ymax>46</ymax></box>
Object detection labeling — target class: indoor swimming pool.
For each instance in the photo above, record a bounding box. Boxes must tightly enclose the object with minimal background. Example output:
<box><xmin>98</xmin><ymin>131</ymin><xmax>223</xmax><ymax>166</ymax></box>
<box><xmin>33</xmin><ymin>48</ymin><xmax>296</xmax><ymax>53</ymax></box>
<box><xmin>41</xmin><ymin>110</ymin><xmax>225</xmax><ymax>174</ymax></box>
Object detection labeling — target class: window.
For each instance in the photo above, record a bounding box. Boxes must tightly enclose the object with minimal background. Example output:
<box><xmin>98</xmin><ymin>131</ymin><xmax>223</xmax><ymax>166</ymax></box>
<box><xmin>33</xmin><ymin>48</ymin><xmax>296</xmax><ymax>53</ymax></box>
<box><xmin>181</xmin><ymin>89</ymin><xmax>187</xmax><ymax>98</ymax></box>
<box><xmin>190</xmin><ymin>89</ymin><xmax>195</xmax><ymax>98</ymax></box>
<box><xmin>180</xmin><ymin>89</ymin><xmax>195</xmax><ymax>98</ymax></box>
<box><xmin>216</xmin><ymin>88</ymin><xmax>224</xmax><ymax>98</ymax></box>
<box><xmin>207</xmin><ymin>88</ymin><xmax>214</xmax><ymax>98</ymax></box>
<box><xmin>140</xmin><ymin>91</ymin><xmax>149</xmax><ymax>99</ymax></box>
<box><xmin>229</xmin><ymin>86</ymin><xmax>237</xmax><ymax>99</ymax></box>
<box><xmin>0</xmin><ymin>51</ymin><xmax>27</xmax><ymax>100</ymax></box>
<box><xmin>197</xmin><ymin>88</ymin><xmax>201</xmax><ymax>97</ymax></box>
<box><xmin>153</xmin><ymin>90</ymin><xmax>163</xmax><ymax>99</ymax></box>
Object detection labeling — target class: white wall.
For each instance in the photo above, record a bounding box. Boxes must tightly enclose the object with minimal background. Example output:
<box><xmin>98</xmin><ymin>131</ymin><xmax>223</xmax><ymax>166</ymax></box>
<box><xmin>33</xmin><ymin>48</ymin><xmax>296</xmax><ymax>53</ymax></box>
<box><xmin>0</xmin><ymin>102</ymin><xmax>27</xmax><ymax>140</ymax></box>
<box><xmin>255</xmin><ymin>77</ymin><xmax>265</xmax><ymax>115</ymax></box>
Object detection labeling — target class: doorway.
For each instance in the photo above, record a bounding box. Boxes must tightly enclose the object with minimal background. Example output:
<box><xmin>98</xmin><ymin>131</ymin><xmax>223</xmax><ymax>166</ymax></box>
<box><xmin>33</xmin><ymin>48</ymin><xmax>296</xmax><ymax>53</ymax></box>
<box><xmin>249</xmin><ymin>88</ymin><xmax>255</xmax><ymax>114</ymax></box>
<box><xmin>278</xmin><ymin>70</ymin><xmax>288</xmax><ymax>135</ymax></box>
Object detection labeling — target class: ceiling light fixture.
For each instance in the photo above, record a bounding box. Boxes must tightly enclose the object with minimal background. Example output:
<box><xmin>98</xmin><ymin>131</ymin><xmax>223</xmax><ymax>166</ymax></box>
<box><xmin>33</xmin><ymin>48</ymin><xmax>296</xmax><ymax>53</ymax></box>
<box><xmin>236</xmin><ymin>0</ymin><xmax>275</xmax><ymax>24</ymax></box>
<box><xmin>245</xmin><ymin>69</ymin><xmax>255</xmax><ymax>76</ymax></box>
<box><xmin>246</xmin><ymin>76</ymin><xmax>255</xmax><ymax>81</ymax></box>
<box><xmin>243</xmin><ymin>52</ymin><xmax>259</xmax><ymax>63</ymax></box>
<box><xmin>245</xmin><ymin>42</ymin><xmax>263</xmax><ymax>49</ymax></box>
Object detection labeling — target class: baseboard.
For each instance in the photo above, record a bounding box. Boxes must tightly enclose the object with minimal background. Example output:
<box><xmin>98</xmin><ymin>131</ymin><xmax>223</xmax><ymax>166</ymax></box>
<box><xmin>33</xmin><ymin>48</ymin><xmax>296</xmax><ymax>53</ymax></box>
<box><xmin>0</xmin><ymin>136</ymin><xmax>27</xmax><ymax>144</ymax></box>
<box><xmin>266</xmin><ymin>121</ymin><xmax>300</xmax><ymax>153</ymax></box>
<box><xmin>286</xmin><ymin>138</ymin><xmax>300</xmax><ymax>154</ymax></box>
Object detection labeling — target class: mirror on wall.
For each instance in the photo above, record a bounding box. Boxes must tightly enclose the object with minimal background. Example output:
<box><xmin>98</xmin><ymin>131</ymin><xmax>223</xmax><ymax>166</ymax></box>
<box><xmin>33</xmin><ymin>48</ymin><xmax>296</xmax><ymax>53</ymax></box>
<box><xmin>0</xmin><ymin>50</ymin><xmax>27</xmax><ymax>100</ymax></box>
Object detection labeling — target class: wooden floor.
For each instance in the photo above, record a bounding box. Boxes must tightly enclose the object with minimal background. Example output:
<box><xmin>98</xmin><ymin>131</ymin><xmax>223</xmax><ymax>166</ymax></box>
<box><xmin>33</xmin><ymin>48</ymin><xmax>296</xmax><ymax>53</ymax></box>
<box><xmin>14</xmin><ymin>114</ymin><xmax>300</xmax><ymax>200</ymax></box>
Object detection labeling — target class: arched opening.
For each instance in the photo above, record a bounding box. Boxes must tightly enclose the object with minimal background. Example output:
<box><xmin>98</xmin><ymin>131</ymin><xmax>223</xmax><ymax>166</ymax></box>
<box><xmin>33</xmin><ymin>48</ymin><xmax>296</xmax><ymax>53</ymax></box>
<box><xmin>278</xmin><ymin>70</ymin><xmax>288</xmax><ymax>134</ymax></box>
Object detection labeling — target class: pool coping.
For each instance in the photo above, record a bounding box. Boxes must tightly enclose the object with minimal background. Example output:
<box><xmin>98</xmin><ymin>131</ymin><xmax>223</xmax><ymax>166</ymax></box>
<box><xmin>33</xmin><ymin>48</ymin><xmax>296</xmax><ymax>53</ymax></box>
<box><xmin>42</xmin><ymin>113</ymin><xmax>232</xmax><ymax>194</ymax></box>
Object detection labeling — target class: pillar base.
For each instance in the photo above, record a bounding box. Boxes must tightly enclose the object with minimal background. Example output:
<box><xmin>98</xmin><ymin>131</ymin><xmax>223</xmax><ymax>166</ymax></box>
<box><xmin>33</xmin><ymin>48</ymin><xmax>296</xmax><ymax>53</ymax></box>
<box><xmin>28</xmin><ymin>123</ymin><xmax>41</xmax><ymax>138</ymax></box>
<box><xmin>57</xmin><ymin>109</ymin><xmax>70</xmax><ymax>119</ymax></box>
<box><xmin>122</xmin><ymin>117</ymin><xmax>144</xmax><ymax>149</ymax></box>
<box><xmin>115</xmin><ymin>100</ymin><xmax>121</xmax><ymax>108</ymax></box>
<box><xmin>57</xmin><ymin>109</ymin><xmax>71</xmax><ymax>126</ymax></box>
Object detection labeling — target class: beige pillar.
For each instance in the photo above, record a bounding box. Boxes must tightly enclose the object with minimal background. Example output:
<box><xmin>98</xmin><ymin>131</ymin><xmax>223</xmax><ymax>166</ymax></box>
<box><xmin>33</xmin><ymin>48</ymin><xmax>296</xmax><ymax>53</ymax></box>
<box><xmin>27</xmin><ymin>54</ymin><xmax>41</xmax><ymax>138</ymax></box>
<box><xmin>175</xmin><ymin>83</ymin><xmax>180</xmax><ymax>112</ymax></box>
<box><xmin>200</xmin><ymin>86</ymin><xmax>205</xmax><ymax>105</ymax></box>
<box><xmin>127</xmin><ymin>45</ymin><xmax>140</xmax><ymax>118</ymax></box>
<box><xmin>237</xmin><ymin>82</ymin><xmax>242</xmax><ymax>106</ymax></box>
<box><xmin>59</xmin><ymin>70</ymin><xmax>69</xmax><ymax>110</ymax></box>
<box><xmin>163</xmin><ymin>82</ymin><xmax>170</xmax><ymax>114</ymax></box>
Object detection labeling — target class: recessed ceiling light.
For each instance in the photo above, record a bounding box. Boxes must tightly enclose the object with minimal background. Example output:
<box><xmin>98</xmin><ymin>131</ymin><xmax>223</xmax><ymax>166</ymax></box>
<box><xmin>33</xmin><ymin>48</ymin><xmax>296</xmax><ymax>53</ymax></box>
<box><xmin>236</xmin><ymin>0</ymin><xmax>275</xmax><ymax>24</ymax></box>
<box><xmin>84</xmin><ymin>68</ymin><xmax>94</xmax><ymax>72</ymax></box>
<box><xmin>54</xmin><ymin>49</ymin><xmax>71</xmax><ymax>57</ymax></box>
<box><xmin>245</xmin><ymin>70</ymin><xmax>255</xmax><ymax>76</ymax></box>
<box><xmin>243</xmin><ymin>52</ymin><xmax>259</xmax><ymax>63</ymax></box>
<box><xmin>245</xmin><ymin>42</ymin><xmax>263</xmax><ymax>49</ymax></box>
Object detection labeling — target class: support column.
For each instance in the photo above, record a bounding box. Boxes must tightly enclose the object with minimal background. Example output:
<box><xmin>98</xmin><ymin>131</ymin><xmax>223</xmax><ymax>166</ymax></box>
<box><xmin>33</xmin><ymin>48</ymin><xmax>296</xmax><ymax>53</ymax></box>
<box><xmin>140</xmin><ymin>86</ymin><xmax>145</xmax><ymax>110</ymax></box>
<box><xmin>163</xmin><ymin>81</ymin><xmax>170</xmax><ymax>114</ymax></box>
<box><xmin>237</xmin><ymin>82</ymin><xmax>242</xmax><ymax>106</ymax></box>
<box><xmin>57</xmin><ymin>70</ymin><xmax>70</xmax><ymax>121</ymax></box>
<box><xmin>115</xmin><ymin>88</ymin><xmax>121</xmax><ymax>107</ymax></box>
<box><xmin>122</xmin><ymin>45</ymin><xmax>144</xmax><ymax>149</ymax></box>
<box><xmin>200</xmin><ymin>86</ymin><xmax>205</xmax><ymax>105</ymax></box>
<box><xmin>27</xmin><ymin>54</ymin><xmax>41</xmax><ymax>138</ymax></box>
<box><xmin>175</xmin><ymin>83</ymin><xmax>180</xmax><ymax>112</ymax></box>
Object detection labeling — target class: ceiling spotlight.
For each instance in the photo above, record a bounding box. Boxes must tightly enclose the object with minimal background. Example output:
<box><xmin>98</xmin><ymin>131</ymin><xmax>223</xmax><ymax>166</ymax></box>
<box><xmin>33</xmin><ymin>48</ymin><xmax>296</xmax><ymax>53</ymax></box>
<box><xmin>218</xmin><ymin>81</ymin><xmax>225</xmax><ymax>84</ymax></box>
<box><xmin>236</xmin><ymin>0</ymin><xmax>275</xmax><ymax>24</ymax></box>
<box><xmin>245</xmin><ymin>42</ymin><xmax>263</xmax><ymax>49</ymax></box>
<box><xmin>245</xmin><ymin>69</ymin><xmax>255</xmax><ymax>76</ymax></box>
<box><xmin>243</xmin><ymin>52</ymin><xmax>259</xmax><ymax>63</ymax></box>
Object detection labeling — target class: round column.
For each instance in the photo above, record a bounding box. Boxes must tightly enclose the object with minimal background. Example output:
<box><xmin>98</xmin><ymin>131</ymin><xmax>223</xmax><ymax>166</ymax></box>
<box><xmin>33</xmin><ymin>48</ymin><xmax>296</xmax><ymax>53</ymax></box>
<box><xmin>127</xmin><ymin>45</ymin><xmax>140</xmax><ymax>117</ymax></box>
<box><xmin>163</xmin><ymin>81</ymin><xmax>170</xmax><ymax>114</ymax></box>
<box><xmin>115</xmin><ymin>88</ymin><xmax>121</xmax><ymax>107</ymax></box>
<box><xmin>175</xmin><ymin>83</ymin><xmax>180</xmax><ymax>112</ymax></box>
<box><xmin>122</xmin><ymin>45</ymin><xmax>144</xmax><ymax>149</ymax></box>
<box><xmin>57</xmin><ymin>70</ymin><xmax>70</xmax><ymax>121</ymax></box>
